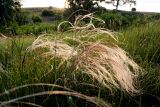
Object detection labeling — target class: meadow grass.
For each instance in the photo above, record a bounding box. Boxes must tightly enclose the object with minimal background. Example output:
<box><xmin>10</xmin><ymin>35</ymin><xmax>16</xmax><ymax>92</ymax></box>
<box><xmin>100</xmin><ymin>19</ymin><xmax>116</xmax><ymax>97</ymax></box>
<box><xmin>119</xmin><ymin>21</ymin><xmax>160</xmax><ymax>67</ymax></box>
<box><xmin>118</xmin><ymin>21</ymin><xmax>160</xmax><ymax>106</ymax></box>
<box><xmin>0</xmin><ymin>19</ymin><xmax>160</xmax><ymax>107</ymax></box>
<box><xmin>0</xmin><ymin>28</ymin><xmax>140</xmax><ymax>107</ymax></box>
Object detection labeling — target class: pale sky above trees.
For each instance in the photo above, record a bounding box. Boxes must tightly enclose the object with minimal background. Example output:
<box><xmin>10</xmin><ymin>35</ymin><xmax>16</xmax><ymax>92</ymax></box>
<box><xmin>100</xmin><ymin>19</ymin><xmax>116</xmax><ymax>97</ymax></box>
<box><xmin>22</xmin><ymin>0</ymin><xmax>160</xmax><ymax>12</ymax></box>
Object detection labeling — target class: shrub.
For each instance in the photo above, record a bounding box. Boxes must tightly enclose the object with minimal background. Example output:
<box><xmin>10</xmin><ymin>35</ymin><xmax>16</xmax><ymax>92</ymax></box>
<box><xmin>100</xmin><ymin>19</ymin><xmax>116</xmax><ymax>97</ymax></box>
<box><xmin>32</xmin><ymin>16</ymin><xmax>42</xmax><ymax>23</ymax></box>
<box><xmin>41</xmin><ymin>10</ymin><xmax>55</xmax><ymax>16</ymax></box>
<box><xmin>131</xmin><ymin>8</ymin><xmax>136</xmax><ymax>12</ymax></box>
<box><xmin>15</xmin><ymin>12</ymin><xmax>29</xmax><ymax>25</ymax></box>
<box><xmin>97</xmin><ymin>11</ymin><xmax>146</xmax><ymax>30</ymax></box>
<box><xmin>99</xmin><ymin>12</ymin><xmax>129</xmax><ymax>30</ymax></box>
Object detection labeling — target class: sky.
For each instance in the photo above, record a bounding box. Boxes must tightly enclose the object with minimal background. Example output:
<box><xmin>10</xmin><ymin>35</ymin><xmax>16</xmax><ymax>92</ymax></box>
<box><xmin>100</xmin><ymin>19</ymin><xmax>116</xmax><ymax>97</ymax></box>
<box><xmin>21</xmin><ymin>0</ymin><xmax>160</xmax><ymax>13</ymax></box>
<box><xmin>22</xmin><ymin>0</ymin><xmax>66</xmax><ymax>8</ymax></box>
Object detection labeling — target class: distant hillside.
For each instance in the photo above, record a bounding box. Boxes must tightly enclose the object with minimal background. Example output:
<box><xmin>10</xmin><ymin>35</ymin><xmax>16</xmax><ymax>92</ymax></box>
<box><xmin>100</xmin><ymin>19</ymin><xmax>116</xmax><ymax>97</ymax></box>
<box><xmin>22</xmin><ymin>7</ymin><xmax>65</xmax><ymax>15</ymax></box>
<box><xmin>21</xmin><ymin>7</ymin><xmax>64</xmax><ymax>23</ymax></box>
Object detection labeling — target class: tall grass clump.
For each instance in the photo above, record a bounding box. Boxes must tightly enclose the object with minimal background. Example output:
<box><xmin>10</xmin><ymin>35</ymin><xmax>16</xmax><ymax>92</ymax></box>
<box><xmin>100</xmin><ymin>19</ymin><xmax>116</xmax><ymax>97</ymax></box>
<box><xmin>28</xmin><ymin>14</ymin><xmax>140</xmax><ymax>95</ymax></box>
<box><xmin>0</xmin><ymin>14</ymin><xmax>141</xmax><ymax>106</ymax></box>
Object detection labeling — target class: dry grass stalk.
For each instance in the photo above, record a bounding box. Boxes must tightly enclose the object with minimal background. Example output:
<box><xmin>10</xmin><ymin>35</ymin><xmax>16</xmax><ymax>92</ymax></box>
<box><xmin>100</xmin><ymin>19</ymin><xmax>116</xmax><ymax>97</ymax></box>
<box><xmin>58</xmin><ymin>21</ymin><xmax>73</xmax><ymax>32</ymax></box>
<box><xmin>0</xmin><ymin>33</ymin><xmax>7</xmax><ymax>39</ymax></box>
<box><xmin>10</xmin><ymin>101</ymin><xmax>43</xmax><ymax>107</ymax></box>
<box><xmin>71</xmin><ymin>13</ymin><xmax>105</xmax><ymax>31</ymax></box>
<box><xmin>58</xmin><ymin>14</ymin><xmax>117</xmax><ymax>41</ymax></box>
<box><xmin>0</xmin><ymin>84</ymin><xmax>110</xmax><ymax>107</ymax></box>
<box><xmin>74</xmin><ymin>13</ymin><xmax>105</xmax><ymax>26</ymax></box>
<box><xmin>0</xmin><ymin>83</ymin><xmax>74</xmax><ymax>96</ymax></box>
<box><xmin>0</xmin><ymin>63</ymin><xmax>8</xmax><ymax>75</ymax></box>
<box><xmin>0</xmin><ymin>63</ymin><xmax>5</xmax><ymax>73</ymax></box>
<box><xmin>0</xmin><ymin>91</ymin><xmax>110</xmax><ymax>107</ymax></box>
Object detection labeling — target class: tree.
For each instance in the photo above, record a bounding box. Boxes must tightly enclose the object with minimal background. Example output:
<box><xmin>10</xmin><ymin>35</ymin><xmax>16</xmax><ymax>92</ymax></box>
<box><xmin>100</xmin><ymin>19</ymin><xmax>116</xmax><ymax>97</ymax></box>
<box><xmin>65</xmin><ymin>0</ymin><xmax>136</xmax><ymax>22</ymax></box>
<box><xmin>0</xmin><ymin>0</ymin><xmax>21</xmax><ymax>26</ymax></box>
<box><xmin>32</xmin><ymin>15</ymin><xmax>42</xmax><ymax>23</ymax></box>
<box><xmin>66</xmin><ymin>0</ymin><xmax>98</xmax><ymax>11</ymax></box>
<box><xmin>131</xmin><ymin>7</ymin><xmax>136</xmax><ymax>12</ymax></box>
<box><xmin>41</xmin><ymin>10</ymin><xmax>55</xmax><ymax>17</ymax></box>
<box><xmin>65</xmin><ymin>0</ymin><xmax>101</xmax><ymax>21</ymax></box>
<box><xmin>66</xmin><ymin>0</ymin><xmax>136</xmax><ymax>14</ymax></box>
<box><xmin>99</xmin><ymin>0</ymin><xmax>136</xmax><ymax>10</ymax></box>
<box><xmin>66</xmin><ymin>0</ymin><xmax>136</xmax><ymax>10</ymax></box>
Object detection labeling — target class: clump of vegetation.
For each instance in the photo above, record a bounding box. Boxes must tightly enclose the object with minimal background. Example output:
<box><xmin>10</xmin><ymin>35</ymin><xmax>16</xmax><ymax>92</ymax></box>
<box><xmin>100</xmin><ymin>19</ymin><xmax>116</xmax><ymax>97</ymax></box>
<box><xmin>41</xmin><ymin>10</ymin><xmax>55</xmax><ymax>17</ymax></box>
<box><xmin>15</xmin><ymin>12</ymin><xmax>30</xmax><ymax>26</ymax></box>
<box><xmin>32</xmin><ymin>15</ymin><xmax>42</xmax><ymax>23</ymax></box>
<box><xmin>0</xmin><ymin>14</ymin><xmax>141</xmax><ymax>107</ymax></box>
<box><xmin>147</xmin><ymin>13</ymin><xmax>160</xmax><ymax>21</ymax></box>
<box><xmin>15</xmin><ymin>23</ymin><xmax>58</xmax><ymax>35</ymax></box>
<box><xmin>0</xmin><ymin>0</ymin><xmax>20</xmax><ymax>26</ymax></box>
<box><xmin>97</xmin><ymin>10</ymin><xmax>145</xmax><ymax>30</ymax></box>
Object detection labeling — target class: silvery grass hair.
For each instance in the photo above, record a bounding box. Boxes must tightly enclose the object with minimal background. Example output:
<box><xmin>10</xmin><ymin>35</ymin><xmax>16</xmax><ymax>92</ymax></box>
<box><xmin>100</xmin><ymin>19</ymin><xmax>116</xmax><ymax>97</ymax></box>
<box><xmin>28</xmin><ymin>13</ymin><xmax>141</xmax><ymax>95</ymax></box>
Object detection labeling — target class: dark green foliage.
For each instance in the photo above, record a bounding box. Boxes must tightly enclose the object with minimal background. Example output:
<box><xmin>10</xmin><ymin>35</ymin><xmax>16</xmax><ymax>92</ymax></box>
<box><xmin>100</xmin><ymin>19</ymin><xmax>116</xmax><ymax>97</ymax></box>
<box><xmin>64</xmin><ymin>0</ymin><xmax>99</xmax><ymax>22</ymax></box>
<box><xmin>147</xmin><ymin>14</ymin><xmax>160</xmax><ymax>21</ymax></box>
<box><xmin>41</xmin><ymin>9</ymin><xmax>63</xmax><ymax>21</ymax></box>
<box><xmin>131</xmin><ymin>8</ymin><xmax>136</xmax><ymax>12</ymax></box>
<box><xmin>96</xmin><ymin>0</ymin><xmax>136</xmax><ymax>10</ymax></box>
<box><xmin>0</xmin><ymin>23</ymin><xmax>58</xmax><ymax>35</ymax></box>
<box><xmin>120</xmin><ymin>11</ymin><xmax>143</xmax><ymax>20</ymax></box>
<box><xmin>15</xmin><ymin>12</ymin><xmax>30</xmax><ymax>25</ymax></box>
<box><xmin>66</xmin><ymin>0</ymin><xmax>98</xmax><ymax>11</ymax></box>
<box><xmin>0</xmin><ymin>0</ymin><xmax>20</xmax><ymax>26</ymax></box>
<box><xmin>0</xmin><ymin>22</ymin><xmax>18</xmax><ymax>36</ymax></box>
<box><xmin>15</xmin><ymin>23</ymin><xmax>57</xmax><ymax>35</ymax></box>
<box><xmin>99</xmin><ymin>12</ymin><xmax>128</xmax><ymax>30</ymax></box>
<box><xmin>32</xmin><ymin>15</ymin><xmax>42</xmax><ymax>23</ymax></box>
<box><xmin>97</xmin><ymin>10</ymin><xmax>146</xmax><ymax>30</ymax></box>
<box><xmin>41</xmin><ymin>10</ymin><xmax>55</xmax><ymax>16</ymax></box>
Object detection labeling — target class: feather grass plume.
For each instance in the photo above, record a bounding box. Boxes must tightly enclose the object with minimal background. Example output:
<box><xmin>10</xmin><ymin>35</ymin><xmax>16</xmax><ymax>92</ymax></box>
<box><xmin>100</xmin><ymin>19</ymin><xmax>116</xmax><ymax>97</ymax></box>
<box><xmin>75</xmin><ymin>43</ymin><xmax>139</xmax><ymax>94</ymax></box>
<box><xmin>28</xmin><ymin>14</ymin><xmax>140</xmax><ymax>95</ymax></box>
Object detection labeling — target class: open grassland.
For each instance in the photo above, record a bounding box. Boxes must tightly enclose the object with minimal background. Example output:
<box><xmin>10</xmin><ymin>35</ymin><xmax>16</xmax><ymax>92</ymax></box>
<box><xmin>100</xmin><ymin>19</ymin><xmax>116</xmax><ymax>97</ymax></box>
<box><xmin>0</xmin><ymin>20</ymin><xmax>160</xmax><ymax>107</ymax></box>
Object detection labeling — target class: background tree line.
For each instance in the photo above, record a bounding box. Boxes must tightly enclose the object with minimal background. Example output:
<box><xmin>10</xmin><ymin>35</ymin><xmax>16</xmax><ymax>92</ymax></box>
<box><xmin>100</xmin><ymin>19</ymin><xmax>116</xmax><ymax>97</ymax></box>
<box><xmin>0</xmin><ymin>0</ymin><xmax>160</xmax><ymax>35</ymax></box>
